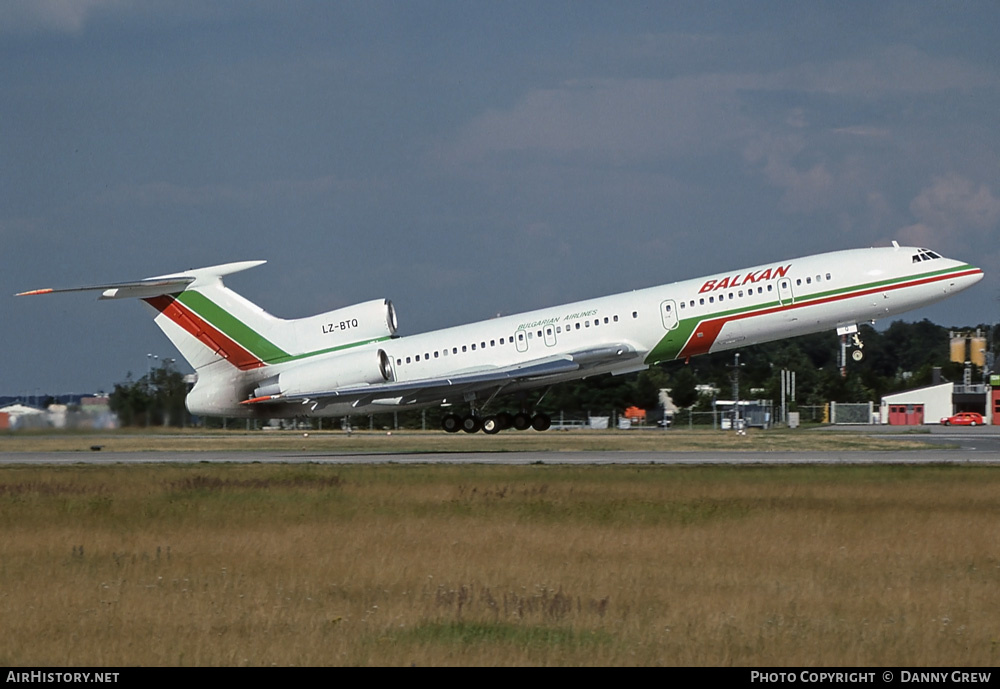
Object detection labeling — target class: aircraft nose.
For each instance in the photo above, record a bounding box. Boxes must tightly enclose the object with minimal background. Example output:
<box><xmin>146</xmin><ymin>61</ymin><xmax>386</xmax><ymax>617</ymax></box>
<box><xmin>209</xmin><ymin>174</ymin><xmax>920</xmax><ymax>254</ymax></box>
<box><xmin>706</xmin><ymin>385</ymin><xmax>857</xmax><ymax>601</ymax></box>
<box><xmin>954</xmin><ymin>264</ymin><xmax>984</xmax><ymax>291</ymax></box>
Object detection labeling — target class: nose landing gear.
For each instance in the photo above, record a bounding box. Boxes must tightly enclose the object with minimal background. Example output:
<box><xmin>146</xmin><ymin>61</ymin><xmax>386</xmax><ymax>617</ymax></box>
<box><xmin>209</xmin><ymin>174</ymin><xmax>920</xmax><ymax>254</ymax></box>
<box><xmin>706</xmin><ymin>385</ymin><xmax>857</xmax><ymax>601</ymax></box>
<box><xmin>837</xmin><ymin>324</ymin><xmax>865</xmax><ymax>370</ymax></box>
<box><xmin>851</xmin><ymin>333</ymin><xmax>865</xmax><ymax>361</ymax></box>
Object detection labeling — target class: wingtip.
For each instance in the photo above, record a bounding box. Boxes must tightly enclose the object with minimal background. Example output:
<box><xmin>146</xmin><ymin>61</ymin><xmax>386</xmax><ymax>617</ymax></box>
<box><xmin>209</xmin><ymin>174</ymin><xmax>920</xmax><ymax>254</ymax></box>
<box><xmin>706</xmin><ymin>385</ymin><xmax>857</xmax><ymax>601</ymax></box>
<box><xmin>15</xmin><ymin>288</ymin><xmax>54</xmax><ymax>297</ymax></box>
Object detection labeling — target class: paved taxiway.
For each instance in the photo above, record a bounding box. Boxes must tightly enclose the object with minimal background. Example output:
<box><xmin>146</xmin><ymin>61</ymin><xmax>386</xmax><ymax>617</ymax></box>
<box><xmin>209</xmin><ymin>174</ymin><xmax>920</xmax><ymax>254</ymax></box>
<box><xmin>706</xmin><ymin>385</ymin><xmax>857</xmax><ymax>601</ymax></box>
<box><xmin>2</xmin><ymin>426</ymin><xmax>998</xmax><ymax>465</ymax></box>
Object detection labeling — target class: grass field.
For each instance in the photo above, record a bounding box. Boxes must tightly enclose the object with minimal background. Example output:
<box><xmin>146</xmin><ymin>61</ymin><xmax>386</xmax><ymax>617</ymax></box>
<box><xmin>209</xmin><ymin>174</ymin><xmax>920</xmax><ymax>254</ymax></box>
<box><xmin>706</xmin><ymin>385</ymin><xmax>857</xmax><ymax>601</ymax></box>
<box><xmin>1</xmin><ymin>441</ymin><xmax>997</xmax><ymax>666</ymax></box>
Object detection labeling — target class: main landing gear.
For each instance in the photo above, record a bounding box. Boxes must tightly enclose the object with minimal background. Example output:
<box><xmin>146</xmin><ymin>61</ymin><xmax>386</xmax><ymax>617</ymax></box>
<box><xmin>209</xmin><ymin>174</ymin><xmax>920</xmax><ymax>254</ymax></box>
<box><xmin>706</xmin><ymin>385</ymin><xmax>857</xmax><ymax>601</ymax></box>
<box><xmin>441</xmin><ymin>410</ymin><xmax>552</xmax><ymax>434</ymax></box>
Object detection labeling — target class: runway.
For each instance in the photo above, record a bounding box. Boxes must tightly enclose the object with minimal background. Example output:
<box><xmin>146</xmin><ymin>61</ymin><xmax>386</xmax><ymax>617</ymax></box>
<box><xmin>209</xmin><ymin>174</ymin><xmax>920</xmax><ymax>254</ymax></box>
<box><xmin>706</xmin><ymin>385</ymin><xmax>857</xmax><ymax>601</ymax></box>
<box><xmin>2</xmin><ymin>426</ymin><xmax>998</xmax><ymax>465</ymax></box>
<box><xmin>2</xmin><ymin>449</ymin><xmax>998</xmax><ymax>465</ymax></box>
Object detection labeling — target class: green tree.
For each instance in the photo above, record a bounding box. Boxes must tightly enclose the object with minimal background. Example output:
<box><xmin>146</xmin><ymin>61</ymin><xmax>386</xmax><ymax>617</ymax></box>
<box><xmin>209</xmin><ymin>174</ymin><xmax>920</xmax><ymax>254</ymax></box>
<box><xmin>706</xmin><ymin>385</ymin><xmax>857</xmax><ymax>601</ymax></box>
<box><xmin>109</xmin><ymin>362</ymin><xmax>190</xmax><ymax>427</ymax></box>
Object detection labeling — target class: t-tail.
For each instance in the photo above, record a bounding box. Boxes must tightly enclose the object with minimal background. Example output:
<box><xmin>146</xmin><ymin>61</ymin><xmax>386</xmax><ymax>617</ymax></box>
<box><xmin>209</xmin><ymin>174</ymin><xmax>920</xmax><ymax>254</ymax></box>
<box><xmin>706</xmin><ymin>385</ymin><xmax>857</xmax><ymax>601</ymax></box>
<box><xmin>17</xmin><ymin>261</ymin><xmax>398</xmax><ymax>416</ymax></box>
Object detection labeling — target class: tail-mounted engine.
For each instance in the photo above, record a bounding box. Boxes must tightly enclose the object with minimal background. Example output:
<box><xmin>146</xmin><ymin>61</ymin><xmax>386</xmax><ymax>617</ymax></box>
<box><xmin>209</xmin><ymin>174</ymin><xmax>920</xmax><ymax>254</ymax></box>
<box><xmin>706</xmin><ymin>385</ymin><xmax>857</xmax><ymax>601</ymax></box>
<box><xmin>253</xmin><ymin>348</ymin><xmax>394</xmax><ymax>399</ymax></box>
<box><xmin>291</xmin><ymin>298</ymin><xmax>398</xmax><ymax>352</ymax></box>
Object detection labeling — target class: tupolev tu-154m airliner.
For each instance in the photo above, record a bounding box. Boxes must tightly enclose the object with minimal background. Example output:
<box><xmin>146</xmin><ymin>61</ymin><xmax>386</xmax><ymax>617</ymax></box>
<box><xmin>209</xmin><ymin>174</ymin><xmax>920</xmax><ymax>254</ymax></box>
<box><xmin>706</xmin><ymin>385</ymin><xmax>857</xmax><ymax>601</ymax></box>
<box><xmin>19</xmin><ymin>243</ymin><xmax>983</xmax><ymax>433</ymax></box>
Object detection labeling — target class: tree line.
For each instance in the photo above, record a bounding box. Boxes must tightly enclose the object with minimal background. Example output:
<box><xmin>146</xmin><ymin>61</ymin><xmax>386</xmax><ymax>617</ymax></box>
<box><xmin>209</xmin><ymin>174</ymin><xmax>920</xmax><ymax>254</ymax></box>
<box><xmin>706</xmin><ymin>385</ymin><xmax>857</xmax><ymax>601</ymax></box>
<box><xmin>108</xmin><ymin>362</ymin><xmax>189</xmax><ymax>427</ymax></box>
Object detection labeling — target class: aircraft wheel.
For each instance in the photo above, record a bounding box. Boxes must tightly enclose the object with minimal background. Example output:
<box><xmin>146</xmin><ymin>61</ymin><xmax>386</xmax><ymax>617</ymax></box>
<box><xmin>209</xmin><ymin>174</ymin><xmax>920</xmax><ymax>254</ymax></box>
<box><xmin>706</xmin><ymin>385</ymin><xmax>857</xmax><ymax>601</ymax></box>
<box><xmin>531</xmin><ymin>413</ymin><xmax>552</xmax><ymax>431</ymax></box>
<box><xmin>496</xmin><ymin>412</ymin><xmax>513</xmax><ymax>430</ymax></box>
<box><xmin>442</xmin><ymin>413</ymin><xmax>462</xmax><ymax>433</ymax></box>
<box><xmin>461</xmin><ymin>414</ymin><xmax>482</xmax><ymax>433</ymax></box>
<box><xmin>512</xmin><ymin>412</ymin><xmax>532</xmax><ymax>431</ymax></box>
<box><xmin>482</xmin><ymin>416</ymin><xmax>501</xmax><ymax>434</ymax></box>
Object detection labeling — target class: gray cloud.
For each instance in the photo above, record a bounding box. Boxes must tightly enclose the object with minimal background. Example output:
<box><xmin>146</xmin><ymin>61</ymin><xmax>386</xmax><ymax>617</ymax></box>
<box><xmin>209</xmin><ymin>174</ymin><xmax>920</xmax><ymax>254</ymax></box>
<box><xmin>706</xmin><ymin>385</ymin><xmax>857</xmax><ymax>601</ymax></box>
<box><xmin>4</xmin><ymin>5</ymin><xmax>1000</xmax><ymax>393</ymax></box>
<box><xmin>897</xmin><ymin>174</ymin><xmax>1000</xmax><ymax>249</ymax></box>
<box><xmin>0</xmin><ymin>0</ymin><xmax>126</xmax><ymax>34</ymax></box>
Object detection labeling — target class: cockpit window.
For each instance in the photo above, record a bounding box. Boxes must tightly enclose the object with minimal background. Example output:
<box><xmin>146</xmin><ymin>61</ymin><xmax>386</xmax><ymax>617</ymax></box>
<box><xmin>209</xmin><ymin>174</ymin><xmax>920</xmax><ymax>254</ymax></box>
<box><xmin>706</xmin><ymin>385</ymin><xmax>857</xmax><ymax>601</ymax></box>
<box><xmin>912</xmin><ymin>249</ymin><xmax>941</xmax><ymax>263</ymax></box>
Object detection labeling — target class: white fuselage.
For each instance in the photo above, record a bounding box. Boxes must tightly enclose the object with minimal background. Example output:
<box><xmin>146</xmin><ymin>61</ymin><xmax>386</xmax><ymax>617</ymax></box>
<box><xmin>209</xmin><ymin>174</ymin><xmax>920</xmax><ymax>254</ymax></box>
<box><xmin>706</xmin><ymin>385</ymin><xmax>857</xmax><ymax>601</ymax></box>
<box><xmin>228</xmin><ymin>245</ymin><xmax>980</xmax><ymax>417</ymax></box>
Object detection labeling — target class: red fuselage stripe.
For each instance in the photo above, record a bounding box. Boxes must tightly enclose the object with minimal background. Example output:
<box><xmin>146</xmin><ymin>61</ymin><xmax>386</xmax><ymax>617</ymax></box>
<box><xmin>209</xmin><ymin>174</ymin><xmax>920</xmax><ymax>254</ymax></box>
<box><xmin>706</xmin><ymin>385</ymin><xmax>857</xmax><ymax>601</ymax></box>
<box><xmin>144</xmin><ymin>295</ymin><xmax>266</xmax><ymax>370</ymax></box>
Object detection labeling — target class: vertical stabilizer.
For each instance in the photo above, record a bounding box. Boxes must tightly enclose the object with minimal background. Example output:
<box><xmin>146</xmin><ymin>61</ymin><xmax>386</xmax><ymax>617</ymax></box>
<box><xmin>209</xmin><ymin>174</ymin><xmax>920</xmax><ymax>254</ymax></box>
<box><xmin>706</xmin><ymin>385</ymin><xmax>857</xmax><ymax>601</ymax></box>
<box><xmin>18</xmin><ymin>260</ymin><xmax>399</xmax><ymax>375</ymax></box>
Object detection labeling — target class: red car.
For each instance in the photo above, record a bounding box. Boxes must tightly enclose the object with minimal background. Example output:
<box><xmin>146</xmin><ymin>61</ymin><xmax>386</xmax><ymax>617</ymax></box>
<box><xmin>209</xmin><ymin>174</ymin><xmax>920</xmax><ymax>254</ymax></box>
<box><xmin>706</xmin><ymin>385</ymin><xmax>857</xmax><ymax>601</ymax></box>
<box><xmin>940</xmin><ymin>412</ymin><xmax>984</xmax><ymax>426</ymax></box>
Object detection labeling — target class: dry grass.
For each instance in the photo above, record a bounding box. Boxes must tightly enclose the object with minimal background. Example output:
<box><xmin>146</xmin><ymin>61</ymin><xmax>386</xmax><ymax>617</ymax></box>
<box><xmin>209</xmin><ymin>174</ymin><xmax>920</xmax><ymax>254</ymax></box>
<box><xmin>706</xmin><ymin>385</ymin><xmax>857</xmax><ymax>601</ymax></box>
<box><xmin>0</xmin><ymin>427</ymin><xmax>931</xmax><ymax>453</ymax></box>
<box><xmin>1</xmin><ymin>463</ymin><xmax>998</xmax><ymax>666</ymax></box>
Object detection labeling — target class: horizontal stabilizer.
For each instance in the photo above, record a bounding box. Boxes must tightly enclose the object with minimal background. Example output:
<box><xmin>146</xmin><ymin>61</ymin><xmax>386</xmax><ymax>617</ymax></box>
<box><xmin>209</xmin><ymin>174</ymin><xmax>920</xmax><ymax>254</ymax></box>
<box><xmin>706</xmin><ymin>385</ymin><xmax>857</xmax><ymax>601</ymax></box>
<box><xmin>16</xmin><ymin>260</ymin><xmax>266</xmax><ymax>300</ymax></box>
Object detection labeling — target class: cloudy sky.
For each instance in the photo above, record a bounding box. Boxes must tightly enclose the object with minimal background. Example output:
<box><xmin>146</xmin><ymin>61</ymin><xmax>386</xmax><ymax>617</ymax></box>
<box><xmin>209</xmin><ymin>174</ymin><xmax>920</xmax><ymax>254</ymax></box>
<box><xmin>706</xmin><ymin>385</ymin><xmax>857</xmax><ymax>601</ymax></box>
<box><xmin>3</xmin><ymin>1</ymin><xmax>999</xmax><ymax>395</ymax></box>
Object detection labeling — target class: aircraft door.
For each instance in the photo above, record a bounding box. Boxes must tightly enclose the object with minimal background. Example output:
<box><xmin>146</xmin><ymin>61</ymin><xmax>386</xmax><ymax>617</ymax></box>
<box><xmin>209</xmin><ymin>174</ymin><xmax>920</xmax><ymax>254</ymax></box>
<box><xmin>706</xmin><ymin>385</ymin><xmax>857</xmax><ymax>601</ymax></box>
<box><xmin>778</xmin><ymin>278</ymin><xmax>795</xmax><ymax>305</ymax></box>
<box><xmin>660</xmin><ymin>300</ymin><xmax>679</xmax><ymax>330</ymax></box>
<box><xmin>515</xmin><ymin>330</ymin><xmax>528</xmax><ymax>353</ymax></box>
<box><xmin>543</xmin><ymin>325</ymin><xmax>557</xmax><ymax>347</ymax></box>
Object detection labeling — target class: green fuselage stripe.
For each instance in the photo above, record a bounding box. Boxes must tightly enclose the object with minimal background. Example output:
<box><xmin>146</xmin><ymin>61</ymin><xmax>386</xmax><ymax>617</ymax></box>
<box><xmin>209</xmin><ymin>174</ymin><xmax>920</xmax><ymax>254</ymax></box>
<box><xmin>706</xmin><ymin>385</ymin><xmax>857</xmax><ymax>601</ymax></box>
<box><xmin>280</xmin><ymin>337</ymin><xmax>393</xmax><ymax>363</ymax></box>
<box><xmin>176</xmin><ymin>291</ymin><xmax>290</xmax><ymax>363</ymax></box>
<box><xmin>175</xmin><ymin>291</ymin><xmax>389</xmax><ymax>365</ymax></box>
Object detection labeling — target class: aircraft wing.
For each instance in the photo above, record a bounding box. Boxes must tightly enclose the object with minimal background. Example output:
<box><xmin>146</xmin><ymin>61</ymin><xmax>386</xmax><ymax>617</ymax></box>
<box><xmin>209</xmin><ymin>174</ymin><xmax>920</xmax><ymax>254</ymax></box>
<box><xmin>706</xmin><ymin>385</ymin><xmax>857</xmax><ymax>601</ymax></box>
<box><xmin>244</xmin><ymin>343</ymin><xmax>643</xmax><ymax>411</ymax></box>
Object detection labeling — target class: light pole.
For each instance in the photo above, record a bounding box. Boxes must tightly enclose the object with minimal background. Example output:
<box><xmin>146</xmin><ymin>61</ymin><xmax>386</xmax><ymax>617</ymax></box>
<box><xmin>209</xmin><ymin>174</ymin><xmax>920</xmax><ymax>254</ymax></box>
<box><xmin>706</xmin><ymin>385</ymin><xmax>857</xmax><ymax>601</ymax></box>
<box><xmin>728</xmin><ymin>352</ymin><xmax>745</xmax><ymax>432</ymax></box>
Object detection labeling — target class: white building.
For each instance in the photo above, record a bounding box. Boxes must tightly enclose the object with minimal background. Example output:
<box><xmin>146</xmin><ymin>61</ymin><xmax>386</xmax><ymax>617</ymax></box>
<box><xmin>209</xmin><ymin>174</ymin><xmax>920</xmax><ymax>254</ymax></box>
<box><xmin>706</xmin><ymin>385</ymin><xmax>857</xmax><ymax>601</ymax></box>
<box><xmin>880</xmin><ymin>383</ymin><xmax>954</xmax><ymax>425</ymax></box>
